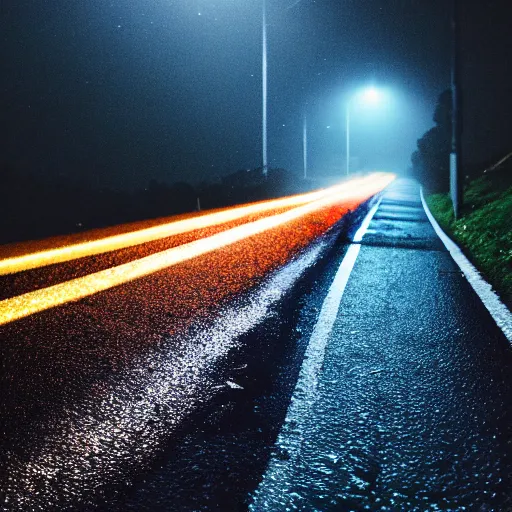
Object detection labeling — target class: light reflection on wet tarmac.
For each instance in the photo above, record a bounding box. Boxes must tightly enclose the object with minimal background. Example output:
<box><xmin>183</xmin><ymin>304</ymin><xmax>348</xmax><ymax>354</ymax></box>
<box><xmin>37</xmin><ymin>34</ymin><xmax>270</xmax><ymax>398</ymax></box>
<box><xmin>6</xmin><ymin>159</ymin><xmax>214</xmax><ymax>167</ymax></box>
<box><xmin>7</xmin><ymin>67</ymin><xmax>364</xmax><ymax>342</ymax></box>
<box><xmin>2</xmin><ymin>241</ymin><xmax>326</xmax><ymax>509</ymax></box>
<box><xmin>0</xmin><ymin>177</ymin><xmax>394</xmax><ymax>510</ymax></box>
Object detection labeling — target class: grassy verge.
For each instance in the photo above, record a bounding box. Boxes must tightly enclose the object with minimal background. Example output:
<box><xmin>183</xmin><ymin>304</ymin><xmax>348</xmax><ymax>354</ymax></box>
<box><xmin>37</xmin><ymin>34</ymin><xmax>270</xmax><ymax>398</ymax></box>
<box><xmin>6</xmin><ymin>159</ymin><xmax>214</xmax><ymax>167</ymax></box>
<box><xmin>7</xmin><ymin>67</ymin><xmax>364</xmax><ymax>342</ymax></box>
<box><xmin>426</xmin><ymin>170</ymin><xmax>512</xmax><ymax>309</ymax></box>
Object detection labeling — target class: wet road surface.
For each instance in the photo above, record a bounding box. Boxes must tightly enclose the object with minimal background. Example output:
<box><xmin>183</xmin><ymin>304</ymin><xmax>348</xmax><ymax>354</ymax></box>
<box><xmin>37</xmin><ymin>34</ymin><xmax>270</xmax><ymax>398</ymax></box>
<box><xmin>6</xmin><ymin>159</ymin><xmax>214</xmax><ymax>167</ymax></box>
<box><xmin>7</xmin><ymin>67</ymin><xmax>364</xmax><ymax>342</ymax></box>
<box><xmin>1</xmin><ymin>176</ymin><xmax>511</xmax><ymax>511</ymax></box>
<box><xmin>252</xmin><ymin>179</ymin><xmax>512</xmax><ymax>511</ymax></box>
<box><xmin>0</xmin><ymin>176</ymin><xmax>391</xmax><ymax>510</ymax></box>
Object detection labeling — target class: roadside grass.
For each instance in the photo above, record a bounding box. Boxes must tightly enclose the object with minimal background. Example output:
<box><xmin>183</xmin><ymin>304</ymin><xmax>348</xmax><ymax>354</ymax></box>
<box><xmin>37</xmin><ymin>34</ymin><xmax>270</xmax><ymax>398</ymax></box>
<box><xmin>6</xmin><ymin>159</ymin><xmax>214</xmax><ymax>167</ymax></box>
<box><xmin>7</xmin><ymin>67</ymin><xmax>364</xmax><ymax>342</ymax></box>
<box><xmin>426</xmin><ymin>170</ymin><xmax>512</xmax><ymax>308</ymax></box>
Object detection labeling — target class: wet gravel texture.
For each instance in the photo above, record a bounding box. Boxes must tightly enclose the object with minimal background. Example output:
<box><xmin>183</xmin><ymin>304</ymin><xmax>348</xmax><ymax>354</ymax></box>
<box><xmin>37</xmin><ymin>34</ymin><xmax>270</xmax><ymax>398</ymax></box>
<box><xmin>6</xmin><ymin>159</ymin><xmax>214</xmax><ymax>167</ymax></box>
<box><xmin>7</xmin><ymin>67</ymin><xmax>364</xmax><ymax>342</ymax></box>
<box><xmin>251</xmin><ymin>179</ymin><xmax>512</xmax><ymax>511</ymax></box>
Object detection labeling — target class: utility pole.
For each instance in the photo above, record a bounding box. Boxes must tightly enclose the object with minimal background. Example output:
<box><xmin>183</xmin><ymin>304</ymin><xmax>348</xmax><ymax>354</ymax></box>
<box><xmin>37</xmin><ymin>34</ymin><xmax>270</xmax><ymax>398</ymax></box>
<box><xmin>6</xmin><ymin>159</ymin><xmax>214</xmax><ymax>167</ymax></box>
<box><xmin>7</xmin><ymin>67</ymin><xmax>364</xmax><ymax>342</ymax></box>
<box><xmin>262</xmin><ymin>0</ymin><xmax>268</xmax><ymax>178</ymax></box>
<box><xmin>346</xmin><ymin>103</ymin><xmax>350</xmax><ymax>176</ymax></box>
<box><xmin>450</xmin><ymin>0</ymin><xmax>463</xmax><ymax>218</ymax></box>
<box><xmin>303</xmin><ymin>112</ymin><xmax>308</xmax><ymax>179</ymax></box>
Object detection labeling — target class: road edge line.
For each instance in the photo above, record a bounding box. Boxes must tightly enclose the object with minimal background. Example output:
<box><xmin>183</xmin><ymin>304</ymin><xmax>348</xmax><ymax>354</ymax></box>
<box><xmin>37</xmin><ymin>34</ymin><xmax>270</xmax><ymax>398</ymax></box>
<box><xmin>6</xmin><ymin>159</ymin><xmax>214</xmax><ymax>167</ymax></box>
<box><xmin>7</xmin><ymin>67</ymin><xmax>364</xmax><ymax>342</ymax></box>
<box><xmin>353</xmin><ymin>195</ymin><xmax>384</xmax><ymax>242</ymax></box>
<box><xmin>249</xmin><ymin>194</ymin><xmax>381</xmax><ymax>509</ymax></box>
<box><xmin>420</xmin><ymin>187</ymin><xmax>512</xmax><ymax>343</ymax></box>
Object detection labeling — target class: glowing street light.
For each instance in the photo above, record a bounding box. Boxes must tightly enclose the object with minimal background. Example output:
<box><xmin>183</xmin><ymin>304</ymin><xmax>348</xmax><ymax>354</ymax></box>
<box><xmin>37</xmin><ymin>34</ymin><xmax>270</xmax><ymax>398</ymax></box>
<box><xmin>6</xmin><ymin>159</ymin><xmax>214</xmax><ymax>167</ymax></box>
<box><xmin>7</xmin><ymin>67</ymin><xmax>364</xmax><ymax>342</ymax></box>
<box><xmin>360</xmin><ymin>86</ymin><xmax>381</xmax><ymax>104</ymax></box>
<box><xmin>262</xmin><ymin>0</ymin><xmax>268</xmax><ymax>177</ymax></box>
<box><xmin>303</xmin><ymin>111</ymin><xmax>307</xmax><ymax>179</ymax></box>
<box><xmin>346</xmin><ymin>86</ymin><xmax>384</xmax><ymax>176</ymax></box>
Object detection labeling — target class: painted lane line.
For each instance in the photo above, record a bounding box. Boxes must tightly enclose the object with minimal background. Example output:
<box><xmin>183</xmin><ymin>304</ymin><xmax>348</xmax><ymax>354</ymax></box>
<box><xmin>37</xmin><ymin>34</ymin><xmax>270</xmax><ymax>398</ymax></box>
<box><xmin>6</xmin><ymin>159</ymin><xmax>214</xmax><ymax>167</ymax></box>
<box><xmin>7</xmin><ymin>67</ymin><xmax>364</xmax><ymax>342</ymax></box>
<box><xmin>250</xmin><ymin>197</ymin><xmax>381</xmax><ymax>510</ymax></box>
<box><xmin>0</xmin><ymin>174</ymin><xmax>396</xmax><ymax>326</ymax></box>
<box><xmin>421</xmin><ymin>188</ymin><xmax>512</xmax><ymax>343</ymax></box>
<box><xmin>353</xmin><ymin>195</ymin><xmax>383</xmax><ymax>242</ymax></box>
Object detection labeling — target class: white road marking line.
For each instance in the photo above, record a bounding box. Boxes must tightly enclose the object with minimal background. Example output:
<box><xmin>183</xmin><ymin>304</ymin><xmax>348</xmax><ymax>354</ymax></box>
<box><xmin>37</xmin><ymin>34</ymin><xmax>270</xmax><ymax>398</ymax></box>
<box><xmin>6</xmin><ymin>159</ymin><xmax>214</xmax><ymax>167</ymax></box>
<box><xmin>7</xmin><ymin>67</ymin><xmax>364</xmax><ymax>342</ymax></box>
<box><xmin>421</xmin><ymin>188</ymin><xmax>512</xmax><ymax>343</ymax></box>
<box><xmin>250</xmin><ymin>198</ymin><xmax>381</xmax><ymax>510</ymax></box>
<box><xmin>353</xmin><ymin>196</ymin><xmax>383</xmax><ymax>242</ymax></box>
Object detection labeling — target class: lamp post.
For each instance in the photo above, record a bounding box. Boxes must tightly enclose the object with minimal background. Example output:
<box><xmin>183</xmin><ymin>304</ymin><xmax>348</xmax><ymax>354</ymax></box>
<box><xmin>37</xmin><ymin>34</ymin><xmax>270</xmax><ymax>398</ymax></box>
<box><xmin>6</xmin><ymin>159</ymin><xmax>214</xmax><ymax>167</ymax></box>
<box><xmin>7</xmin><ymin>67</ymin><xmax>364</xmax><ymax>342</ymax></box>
<box><xmin>345</xmin><ymin>86</ymin><xmax>381</xmax><ymax>176</ymax></box>
<box><xmin>346</xmin><ymin>105</ymin><xmax>350</xmax><ymax>176</ymax></box>
<box><xmin>262</xmin><ymin>0</ymin><xmax>268</xmax><ymax>178</ymax></box>
<box><xmin>303</xmin><ymin>112</ymin><xmax>308</xmax><ymax>179</ymax></box>
<box><xmin>450</xmin><ymin>0</ymin><xmax>462</xmax><ymax>218</ymax></box>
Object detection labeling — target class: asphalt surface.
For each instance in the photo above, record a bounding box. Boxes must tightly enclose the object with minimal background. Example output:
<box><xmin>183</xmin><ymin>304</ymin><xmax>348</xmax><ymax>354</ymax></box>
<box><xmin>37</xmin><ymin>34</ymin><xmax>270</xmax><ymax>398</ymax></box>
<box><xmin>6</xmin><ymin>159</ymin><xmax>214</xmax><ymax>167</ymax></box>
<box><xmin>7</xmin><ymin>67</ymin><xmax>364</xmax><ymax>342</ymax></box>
<box><xmin>1</xmin><ymin>177</ymin><xmax>511</xmax><ymax>511</ymax></box>
<box><xmin>252</xmin><ymin>179</ymin><xmax>512</xmax><ymax>511</ymax></box>
<box><xmin>0</xmin><ymin>181</ymin><xmax>379</xmax><ymax>510</ymax></box>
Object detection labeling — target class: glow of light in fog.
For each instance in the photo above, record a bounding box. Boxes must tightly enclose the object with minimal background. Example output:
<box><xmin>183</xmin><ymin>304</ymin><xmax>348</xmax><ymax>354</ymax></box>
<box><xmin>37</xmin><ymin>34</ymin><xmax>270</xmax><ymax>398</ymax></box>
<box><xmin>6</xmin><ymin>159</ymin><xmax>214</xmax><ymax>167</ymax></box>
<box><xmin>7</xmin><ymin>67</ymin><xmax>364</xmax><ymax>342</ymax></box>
<box><xmin>0</xmin><ymin>173</ymin><xmax>395</xmax><ymax>326</ymax></box>
<box><xmin>351</xmin><ymin>85</ymin><xmax>387</xmax><ymax>108</ymax></box>
<box><xmin>0</xmin><ymin>185</ymin><xmax>350</xmax><ymax>276</ymax></box>
<box><xmin>360</xmin><ymin>86</ymin><xmax>380</xmax><ymax>104</ymax></box>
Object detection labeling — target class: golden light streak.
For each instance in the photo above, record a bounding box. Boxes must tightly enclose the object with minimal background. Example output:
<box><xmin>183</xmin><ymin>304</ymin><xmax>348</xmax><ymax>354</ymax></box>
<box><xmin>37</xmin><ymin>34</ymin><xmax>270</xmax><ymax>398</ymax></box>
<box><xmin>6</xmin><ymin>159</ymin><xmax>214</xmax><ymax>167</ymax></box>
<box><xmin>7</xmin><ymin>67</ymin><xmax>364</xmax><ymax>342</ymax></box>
<box><xmin>0</xmin><ymin>173</ymin><xmax>395</xmax><ymax>326</ymax></box>
<box><xmin>1</xmin><ymin>184</ymin><xmax>350</xmax><ymax>276</ymax></box>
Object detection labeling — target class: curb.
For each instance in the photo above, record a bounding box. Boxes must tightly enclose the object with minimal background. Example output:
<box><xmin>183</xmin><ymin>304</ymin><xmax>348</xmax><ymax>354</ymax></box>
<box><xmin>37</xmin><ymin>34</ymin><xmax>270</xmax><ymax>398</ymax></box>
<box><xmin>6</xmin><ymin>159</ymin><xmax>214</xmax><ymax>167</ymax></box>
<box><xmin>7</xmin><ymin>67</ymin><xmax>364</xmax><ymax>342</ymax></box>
<box><xmin>420</xmin><ymin>187</ymin><xmax>512</xmax><ymax>344</ymax></box>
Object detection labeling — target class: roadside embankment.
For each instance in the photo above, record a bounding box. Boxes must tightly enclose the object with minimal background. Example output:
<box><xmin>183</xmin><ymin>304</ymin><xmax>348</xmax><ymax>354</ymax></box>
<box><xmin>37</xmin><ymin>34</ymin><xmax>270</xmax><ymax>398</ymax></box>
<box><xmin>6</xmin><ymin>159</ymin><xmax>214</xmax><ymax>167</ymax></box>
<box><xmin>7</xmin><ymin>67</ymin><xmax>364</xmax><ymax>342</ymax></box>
<box><xmin>426</xmin><ymin>164</ymin><xmax>512</xmax><ymax>308</ymax></box>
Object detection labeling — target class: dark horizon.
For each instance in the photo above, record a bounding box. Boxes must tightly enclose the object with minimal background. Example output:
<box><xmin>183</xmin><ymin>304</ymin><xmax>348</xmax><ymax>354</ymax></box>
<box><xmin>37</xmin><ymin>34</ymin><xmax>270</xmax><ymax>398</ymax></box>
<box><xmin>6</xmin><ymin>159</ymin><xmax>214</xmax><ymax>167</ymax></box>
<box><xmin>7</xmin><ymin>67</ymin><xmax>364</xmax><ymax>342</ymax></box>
<box><xmin>1</xmin><ymin>1</ymin><xmax>511</xmax><ymax>191</ymax></box>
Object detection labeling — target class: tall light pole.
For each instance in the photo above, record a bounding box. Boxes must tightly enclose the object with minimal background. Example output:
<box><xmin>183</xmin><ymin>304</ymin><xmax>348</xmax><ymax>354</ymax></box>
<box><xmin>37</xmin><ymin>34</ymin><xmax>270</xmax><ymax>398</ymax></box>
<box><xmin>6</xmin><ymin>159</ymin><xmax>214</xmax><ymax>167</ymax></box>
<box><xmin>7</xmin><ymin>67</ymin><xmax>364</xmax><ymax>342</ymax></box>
<box><xmin>303</xmin><ymin>112</ymin><xmax>308</xmax><ymax>179</ymax></box>
<box><xmin>450</xmin><ymin>0</ymin><xmax>462</xmax><ymax>218</ymax></box>
<box><xmin>262</xmin><ymin>0</ymin><xmax>268</xmax><ymax>178</ymax></box>
<box><xmin>345</xmin><ymin>105</ymin><xmax>350</xmax><ymax>176</ymax></box>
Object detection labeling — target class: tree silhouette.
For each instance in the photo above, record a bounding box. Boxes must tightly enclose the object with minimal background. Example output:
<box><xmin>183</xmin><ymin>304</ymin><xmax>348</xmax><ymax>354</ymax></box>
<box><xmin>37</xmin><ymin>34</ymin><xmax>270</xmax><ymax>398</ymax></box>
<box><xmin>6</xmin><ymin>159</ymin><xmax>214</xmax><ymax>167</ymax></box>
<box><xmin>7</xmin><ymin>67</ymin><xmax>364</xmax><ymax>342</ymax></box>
<box><xmin>411</xmin><ymin>89</ymin><xmax>452</xmax><ymax>192</ymax></box>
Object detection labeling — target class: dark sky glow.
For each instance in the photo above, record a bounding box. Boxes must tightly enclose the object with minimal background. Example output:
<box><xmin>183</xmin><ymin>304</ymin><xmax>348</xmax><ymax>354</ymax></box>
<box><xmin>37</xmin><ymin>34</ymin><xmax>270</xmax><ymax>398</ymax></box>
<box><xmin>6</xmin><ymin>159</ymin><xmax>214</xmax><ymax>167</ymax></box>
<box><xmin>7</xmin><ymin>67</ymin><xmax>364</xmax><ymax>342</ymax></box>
<box><xmin>1</xmin><ymin>1</ymin><xmax>510</xmax><ymax>188</ymax></box>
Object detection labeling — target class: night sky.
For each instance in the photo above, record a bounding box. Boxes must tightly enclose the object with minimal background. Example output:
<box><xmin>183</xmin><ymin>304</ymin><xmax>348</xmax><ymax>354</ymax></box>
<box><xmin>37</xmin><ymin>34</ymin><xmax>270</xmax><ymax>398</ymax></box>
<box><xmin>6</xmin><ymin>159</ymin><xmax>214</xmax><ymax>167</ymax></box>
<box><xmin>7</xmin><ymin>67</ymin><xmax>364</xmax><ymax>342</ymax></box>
<box><xmin>1</xmin><ymin>1</ymin><xmax>510</xmax><ymax>189</ymax></box>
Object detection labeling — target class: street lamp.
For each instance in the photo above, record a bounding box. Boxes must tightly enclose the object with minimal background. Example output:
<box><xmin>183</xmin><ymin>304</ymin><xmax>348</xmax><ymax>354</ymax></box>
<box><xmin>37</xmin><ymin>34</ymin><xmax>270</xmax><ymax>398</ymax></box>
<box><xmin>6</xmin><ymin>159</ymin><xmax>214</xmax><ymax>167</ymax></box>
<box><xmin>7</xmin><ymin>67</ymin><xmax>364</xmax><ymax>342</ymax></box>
<box><xmin>303</xmin><ymin>111</ymin><xmax>307</xmax><ymax>179</ymax></box>
<box><xmin>263</xmin><ymin>0</ymin><xmax>307</xmax><ymax>179</ymax></box>
<box><xmin>346</xmin><ymin>86</ymin><xmax>383</xmax><ymax>176</ymax></box>
<box><xmin>262</xmin><ymin>0</ymin><xmax>268</xmax><ymax>178</ymax></box>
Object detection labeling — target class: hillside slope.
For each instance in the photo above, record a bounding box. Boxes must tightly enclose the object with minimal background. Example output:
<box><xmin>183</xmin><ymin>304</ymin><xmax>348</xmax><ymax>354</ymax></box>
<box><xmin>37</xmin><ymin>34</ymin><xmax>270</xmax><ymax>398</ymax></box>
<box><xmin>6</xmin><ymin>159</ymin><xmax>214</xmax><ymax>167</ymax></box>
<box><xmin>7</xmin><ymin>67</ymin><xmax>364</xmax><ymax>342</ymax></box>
<box><xmin>426</xmin><ymin>162</ymin><xmax>512</xmax><ymax>308</ymax></box>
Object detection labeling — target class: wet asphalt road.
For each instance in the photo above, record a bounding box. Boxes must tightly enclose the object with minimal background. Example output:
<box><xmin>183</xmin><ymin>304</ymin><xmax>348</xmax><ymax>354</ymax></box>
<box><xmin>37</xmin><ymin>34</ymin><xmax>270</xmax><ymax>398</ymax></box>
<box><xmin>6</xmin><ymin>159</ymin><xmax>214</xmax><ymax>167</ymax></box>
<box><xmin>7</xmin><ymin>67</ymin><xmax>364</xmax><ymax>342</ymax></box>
<box><xmin>252</xmin><ymin>179</ymin><xmax>512</xmax><ymax>511</ymax></box>
<box><xmin>0</xmin><ymin>184</ymin><xmax>375</xmax><ymax>510</ymax></box>
<box><xmin>1</xmin><ymin>178</ymin><xmax>511</xmax><ymax>511</ymax></box>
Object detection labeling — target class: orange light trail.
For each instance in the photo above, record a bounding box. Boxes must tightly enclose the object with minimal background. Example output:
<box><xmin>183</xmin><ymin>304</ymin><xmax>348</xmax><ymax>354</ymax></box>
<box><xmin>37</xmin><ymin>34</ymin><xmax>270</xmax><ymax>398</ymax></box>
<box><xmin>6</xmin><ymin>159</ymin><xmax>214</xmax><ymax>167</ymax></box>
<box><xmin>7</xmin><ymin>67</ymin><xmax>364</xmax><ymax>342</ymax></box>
<box><xmin>1</xmin><ymin>184</ymin><xmax>351</xmax><ymax>276</ymax></box>
<box><xmin>0</xmin><ymin>173</ymin><xmax>395</xmax><ymax>326</ymax></box>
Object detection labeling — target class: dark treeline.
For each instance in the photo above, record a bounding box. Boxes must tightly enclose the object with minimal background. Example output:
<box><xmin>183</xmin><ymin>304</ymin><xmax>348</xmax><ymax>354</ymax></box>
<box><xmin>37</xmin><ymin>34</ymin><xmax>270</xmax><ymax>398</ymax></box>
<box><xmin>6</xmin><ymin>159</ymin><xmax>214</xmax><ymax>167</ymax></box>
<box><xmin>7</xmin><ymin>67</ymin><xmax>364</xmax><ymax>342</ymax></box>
<box><xmin>410</xmin><ymin>89</ymin><xmax>452</xmax><ymax>193</ymax></box>
<box><xmin>0</xmin><ymin>164</ymin><xmax>315</xmax><ymax>245</ymax></box>
<box><xmin>410</xmin><ymin>88</ymin><xmax>512</xmax><ymax>194</ymax></box>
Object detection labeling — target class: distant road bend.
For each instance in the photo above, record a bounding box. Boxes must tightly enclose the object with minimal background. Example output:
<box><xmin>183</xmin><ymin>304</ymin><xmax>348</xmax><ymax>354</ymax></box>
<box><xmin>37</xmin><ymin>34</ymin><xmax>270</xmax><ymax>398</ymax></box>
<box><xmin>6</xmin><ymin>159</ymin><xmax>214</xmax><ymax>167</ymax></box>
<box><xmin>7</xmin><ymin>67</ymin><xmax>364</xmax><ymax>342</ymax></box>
<box><xmin>0</xmin><ymin>173</ymin><xmax>394</xmax><ymax>510</ymax></box>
